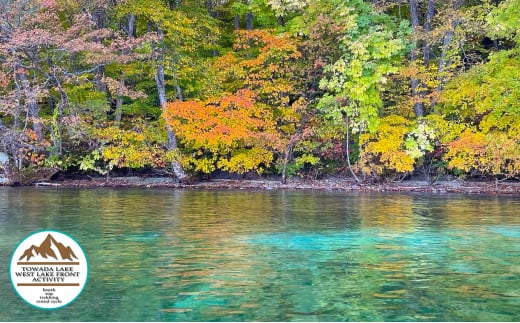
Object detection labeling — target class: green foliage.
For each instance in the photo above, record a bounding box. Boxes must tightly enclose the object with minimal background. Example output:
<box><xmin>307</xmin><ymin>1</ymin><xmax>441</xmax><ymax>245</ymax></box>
<box><xmin>115</xmin><ymin>0</ymin><xmax>221</xmax><ymax>100</ymax></box>
<box><xmin>487</xmin><ymin>0</ymin><xmax>520</xmax><ymax>44</ymax></box>
<box><xmin>232</xmin><ymin>0</ymin><xmax>279</xmax><ymax>29</ymax></box>
<box><xmin>66</xmin><ymin>84</ymin><xmax>110</xmax><ymax>114</ymax></box>
<box><xmin>318</xmin><ymin>0</ymin><xmax>410</xmax><ymax>133</ymax></box>
<box><xmin>276</xmin><ymin>153</ymin><xmax>320</xmax><ymax>178</ymax></box>
<box><xmin>442</xmin><ymin>49</ymin><xmax>520</xmax><ymax>133</ymax></box>
<box><xmin>79</xmin><ymin>150</ymin><xmax>108</xmax><ymax>175</ymax></box>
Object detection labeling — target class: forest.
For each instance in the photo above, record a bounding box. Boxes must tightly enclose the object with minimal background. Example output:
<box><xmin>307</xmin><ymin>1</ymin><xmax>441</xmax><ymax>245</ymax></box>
<box><xmin>0</xmin><ymin>0</ymin><xmax>519</xmax><ymax>184</ymax></box>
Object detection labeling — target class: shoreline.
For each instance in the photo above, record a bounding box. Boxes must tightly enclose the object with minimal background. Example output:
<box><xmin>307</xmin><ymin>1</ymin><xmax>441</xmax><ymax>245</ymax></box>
<box><xmin>25</xmin><ymin>176</ymin><xmax>520</xmax><ymax>195</ymax></box>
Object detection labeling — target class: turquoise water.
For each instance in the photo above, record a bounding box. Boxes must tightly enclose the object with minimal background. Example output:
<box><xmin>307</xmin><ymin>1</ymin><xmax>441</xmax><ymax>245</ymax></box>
<box><xmin>0</xmin><ymin>187</ymin><xmax>519</xmax><ymax>321</ymax></box>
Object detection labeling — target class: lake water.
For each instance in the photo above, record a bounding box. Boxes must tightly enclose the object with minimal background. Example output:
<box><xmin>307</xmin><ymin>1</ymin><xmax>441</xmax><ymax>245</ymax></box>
<box><xmin>0</xmin><ymin>187</ymin><xmax>519</xmax><ymax>321</ymax></box>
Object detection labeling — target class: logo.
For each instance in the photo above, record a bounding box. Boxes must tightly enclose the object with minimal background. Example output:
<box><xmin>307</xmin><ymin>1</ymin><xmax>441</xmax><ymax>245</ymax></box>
<box><xmin>9</xmin><ymin>230</ymin><xmax>89</xmax><ymax>309</ymax></box>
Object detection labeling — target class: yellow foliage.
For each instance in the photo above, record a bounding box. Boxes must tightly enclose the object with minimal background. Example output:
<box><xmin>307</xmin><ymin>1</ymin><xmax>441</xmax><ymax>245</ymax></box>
<box><xmin>182</xmin><ymin>155</ymin><xmax>217</xmax><ymax>174</ymax></box>
<box><xmin>92</xmin><ymin>122</ymin><xmax>170</xmax><ymax>169</ymax></box>
<box><xmin>424</xmin><ymin>115</ymin><xmax>467</xmax><ymax>144</ymax></box>
<box><xmin>217</xmin><ymin>148</ymin><xmax>273</xmax><ymax>174</ymax></box>
<box><xmin>359</xmin><ymin>115</ymin><xmax>415</xmax><ymax>178</ymax></box>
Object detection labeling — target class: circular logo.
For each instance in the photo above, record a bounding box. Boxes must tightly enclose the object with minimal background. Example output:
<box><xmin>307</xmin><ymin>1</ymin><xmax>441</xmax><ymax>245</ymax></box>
<box><xmin>9</xmin><ymin>230</ymin><xmax>89</xmax><ymax>309</ymax></box>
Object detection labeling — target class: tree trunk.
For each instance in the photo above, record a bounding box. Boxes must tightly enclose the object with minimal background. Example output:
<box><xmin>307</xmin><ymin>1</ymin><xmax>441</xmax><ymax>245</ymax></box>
<box><xmin>423</xmin><ymin>0</ymin><xmax>435</xmax><ymax>66</ymax></box>
<box><xmin>111</xmin><ymin>14</ymin><xmax>137</xmax><ymax>127</ymax></box>
<box><xmin>167</xmin><ymin>0</ymin><xmax>181</xmax><ymax>10</ymax></box>
<box><xmin>0</xmin><ymin>120</ymin><xmax>9</xmax><ymax>173</ymax></box>
<box><xmin>437</xmin><ymin>0</ymin><xmax>464</xmax><ymax>89</ymax></box>
<box><xmin>154</xmin><ymin>27</ymin><xmax>188</xmax><ymax>181</ymax></box>
<box><xmin>409</xmin><ymin>0</ymin><xmax>424</xmax><ymax>118</ymax></box>
<box><xmin>493</xmin><ymin>0</ymin><xmax>499</xmax><ymax>50</ymax></box>
<box><xmin>91</xmin><ymin>7</ymin><xmax>107</xmax><ymax>29</ymax></box>
<box><xmin>155</xmin><ymin>63</ymin><xmax>168</xmax><ymax>106</ymax></box>
<box><xmin>127</xmin><ymin>14</ymin><xmax>136</xmax><ymax>38</ymax></box>
<box><xmin>206</xmin><ymin>0</ymin><xmax>215</xmax><ymax>18</ymax></box>
<box><xmin>277</xmin><ymin>15</ymin><xmax>284</xmax><ymax>26</ymax></box>
<box><xmin>16</xmin><ymin>66</ymin><xmax>43</xmax><ymax>142</ymax></box>
<box><xmin>0</xmin><ymin>120</ymin><xmax>20</xmax><ymax>172</ymax></box>
<box><xmin>423</xmin><ymin>0</ymin><xmax>435</xmax><ymax>111</ymax></box>
<box><xmin>246</xmin><ymin>12</ymin><xmax>253</xmax><ymax>30</ymax></box>
<box><xmin>281</xmin><ymin>112</ymin><xmax>310</xmax><ymax>184</ymax></box>
<box><xmin>344</xmin><ymin>112</ymin><xmax>360</xmax><ymax>183</ymax></box>
<box><xmin>245</xmin><ymin>0</ymin><xmax>253</xmax><ymax>30</ymax></box>
<box><xmin>27</xmin><ymin>94</ymin><xmax>44</xmax><ymax>142</ymax></box>
<box><xmin>205</xmin><ymin>1</ymin><xmax>219</xmax><ymax>56</ymax></box>
<box><xmin>234</xmin><ymin>15</ymin><xmax>240</xmax><ymax>30</ymax></box>
<box><xmin>281</xmin><ymin>140</ymin><xmax>295</xmax><ymax>184</ymax></box>
<box><xmin>54</xmin><ymin>82</ymin><xmax>70</xmax><ymax>157</ymax></box>
<box><xmin>94</xmin><ymin>66</ymin><xmax>106</xmax><ymax>92</ymax></box>
<box><xmin>114</xmin><ymin>96</ymin><xmax>123</xmax><ymax>127</ymax></box>
<box><xmin>173</xmin><ymin>67</ymin><xmax>183</xmax><ymax>101</ymax></box>
<box><xmin>438</xmin><ymin>31</ymin><xmax>453</xmax><ymax>74</ymax></box>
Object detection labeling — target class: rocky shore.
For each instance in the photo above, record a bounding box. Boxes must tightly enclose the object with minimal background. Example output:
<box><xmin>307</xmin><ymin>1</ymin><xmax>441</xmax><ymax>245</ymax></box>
<box><xmin>27</xmin><ymin>176</ymin><xmax>520</xmax><ymax>195</ymax></box>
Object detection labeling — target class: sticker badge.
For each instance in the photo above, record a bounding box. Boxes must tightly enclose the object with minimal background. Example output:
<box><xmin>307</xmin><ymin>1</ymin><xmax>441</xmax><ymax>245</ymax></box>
<box><xmin>9</xmin><ymin>230</ymin><xmax>89</xmax><ymax>309</ymax></box>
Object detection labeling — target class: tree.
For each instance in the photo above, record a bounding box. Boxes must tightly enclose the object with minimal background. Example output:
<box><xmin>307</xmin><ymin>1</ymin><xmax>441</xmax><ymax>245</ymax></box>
<box><xmin>0</xmin><ymin>0</ymin><xmax>148</xmax><ymax>181</ymax></box>
<box><xmin>217</xmin><ymin>29</ymin><xmax>323</xmax><ymax>181</ymax></box>
<box><xmin>438</xmin><ymin>2</ymin><xmax>520</xmax><ymax>178</ymax></box>
<box><xmin>318</xmin><ymin>0</ymin><xmax>409</xmax><ymax>181</ymax></box>
<box><xmin>486</xmin><ymin>0</ymin><xmax>520</xmax><ymax>44</ymax></box>
<box><xmin>115</xmin><ymin>0</ymin><xmax>220</xmax><ymax>181</ymax></box>
<box><xmin>163</xmin><ymin>90</ymin><xmax>276</xmax><ymax>174</ymax></box>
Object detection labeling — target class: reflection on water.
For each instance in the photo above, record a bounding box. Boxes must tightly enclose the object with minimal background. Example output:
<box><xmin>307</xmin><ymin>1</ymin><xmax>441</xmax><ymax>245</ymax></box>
<box><xmin>0</xmin><ymin>188</ymin><xmax>519</xmax><ymax>321</ymax></box>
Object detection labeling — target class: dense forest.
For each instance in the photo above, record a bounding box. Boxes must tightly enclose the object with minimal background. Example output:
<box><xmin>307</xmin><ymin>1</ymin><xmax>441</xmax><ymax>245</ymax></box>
<box><xmin>0</xmin><ymin>0</ymin><xmax>519</xmax><ymax>184</ymax></box>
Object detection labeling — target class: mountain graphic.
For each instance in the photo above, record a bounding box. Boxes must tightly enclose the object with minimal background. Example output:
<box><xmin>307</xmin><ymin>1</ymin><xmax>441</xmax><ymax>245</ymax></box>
<box><xmin>19</xmin><ymin>234</ymin><xmax>78</xmax><ymax>262</ymax></box>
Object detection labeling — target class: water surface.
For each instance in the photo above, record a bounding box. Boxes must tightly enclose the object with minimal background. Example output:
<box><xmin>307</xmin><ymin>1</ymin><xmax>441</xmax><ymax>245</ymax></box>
<box><xmin>0</xmin><ymin>188</ymin><xmax>519</xmax><ymax>321</ymax></box>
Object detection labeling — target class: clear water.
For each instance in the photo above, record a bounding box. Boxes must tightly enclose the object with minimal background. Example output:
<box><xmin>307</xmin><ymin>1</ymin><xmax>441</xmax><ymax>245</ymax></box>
<box><xmin>0</xmin><ymin>187</ymin><xmax>519</xmax><ymax>321</ymax></box>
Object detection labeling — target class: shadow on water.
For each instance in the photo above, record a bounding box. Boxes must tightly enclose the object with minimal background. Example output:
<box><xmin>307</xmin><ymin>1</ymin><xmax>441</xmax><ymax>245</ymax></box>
<box><xmin>0</xmin><ymin>188</ymin><xmax>519</xmax><ymax>321</ymax></box>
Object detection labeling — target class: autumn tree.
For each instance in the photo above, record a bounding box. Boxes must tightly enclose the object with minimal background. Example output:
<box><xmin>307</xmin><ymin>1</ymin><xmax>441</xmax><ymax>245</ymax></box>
<box><xmin>0</xmin><ymin>0</ymin><xmax>153</xmax><ymax>181</ymax></box>
<box><xmin>163</xmin><ymin>90</ymin><xmax>276</xmax><ymax>174</ymax></box>
<box><xmin>114</xmin><ymin>0</ymin><xmax>219</xmax><ymax>181</ymax></box>
<box><xmin>317</xmin><ymin>0</ymin><xmax>409</xmax><ymax>181</ymax></box>
<box><xmin>438</xmin><ymin>0</ymin><xmax>520</xmax><ymax>178</ymax></box>
<box><xmin>217</xmin><ymin>29</ymin><xmax>324</xmax><ymax>181</ymax></box>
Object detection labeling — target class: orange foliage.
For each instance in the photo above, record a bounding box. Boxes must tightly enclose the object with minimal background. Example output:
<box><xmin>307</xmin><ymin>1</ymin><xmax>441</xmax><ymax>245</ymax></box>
<box><xmin>163</xmin><ymin>90</ymin><xmax>276</xmax><ymax>174</ymax></box>
<box><xmin>211</xmin><ymin>30</ymin><xmax>316</xmax><ymax>176</ymax></box>
<box><xmin>444</xmin><ymin>129</ymin><xmax>520</xmax><ymax>177</ymax></box>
